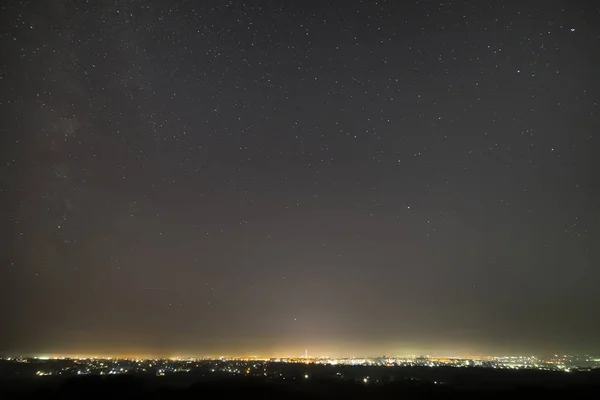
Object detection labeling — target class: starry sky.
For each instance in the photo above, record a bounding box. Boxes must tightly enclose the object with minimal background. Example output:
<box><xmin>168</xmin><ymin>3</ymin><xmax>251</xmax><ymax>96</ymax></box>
<box><xmin>1</xmin><ymin>0</ymin><xmax>599</xmax><ymax>358</ymax></box>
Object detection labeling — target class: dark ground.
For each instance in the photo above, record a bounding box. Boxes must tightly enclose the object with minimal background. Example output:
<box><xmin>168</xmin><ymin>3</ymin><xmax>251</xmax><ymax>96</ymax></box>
<box><xmin>2</xmin><ymin>367</ymin><xmax>599</xmax><ymax>399</ymax></box>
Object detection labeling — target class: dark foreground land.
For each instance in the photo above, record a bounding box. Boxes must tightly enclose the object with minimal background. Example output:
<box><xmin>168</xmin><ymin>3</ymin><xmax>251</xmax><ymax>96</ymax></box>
<box><xmin>2</xmin><ymin>366</ymin><xmax>599</xmax><ymax>399</ymax></box>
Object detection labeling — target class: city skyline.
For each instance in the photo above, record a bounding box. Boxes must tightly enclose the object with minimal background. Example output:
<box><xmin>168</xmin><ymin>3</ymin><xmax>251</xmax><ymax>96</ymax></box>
<box><xmin>6</xmin><ymin>352</ymin><xmax>599</xmax><ymax>363</ymax></box>
<box><xmin>5</xmin><ymin>342</ymin><xmax>600</xmax><ymax>362</ymax></box>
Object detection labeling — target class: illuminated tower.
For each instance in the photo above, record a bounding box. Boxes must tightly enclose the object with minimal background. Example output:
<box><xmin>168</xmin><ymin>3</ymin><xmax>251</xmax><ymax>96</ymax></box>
<box><xmin>305</xmin><ymin>349</ymin><xmax>308</xmax><ymax>359</ymax></box>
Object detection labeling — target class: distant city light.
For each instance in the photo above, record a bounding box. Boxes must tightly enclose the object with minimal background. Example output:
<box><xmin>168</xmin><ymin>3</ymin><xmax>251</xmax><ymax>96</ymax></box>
<box><xmin>1</xmin><ymin>352</ymin><xmax>594</xmax><ymax>381</ymax></box>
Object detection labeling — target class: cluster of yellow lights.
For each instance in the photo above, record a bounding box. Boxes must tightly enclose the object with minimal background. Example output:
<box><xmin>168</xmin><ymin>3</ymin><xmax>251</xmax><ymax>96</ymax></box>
<box><xmin>18</xmin><ymin>352</ymin><xmax>588</xmax><ymax>372</ymax></box>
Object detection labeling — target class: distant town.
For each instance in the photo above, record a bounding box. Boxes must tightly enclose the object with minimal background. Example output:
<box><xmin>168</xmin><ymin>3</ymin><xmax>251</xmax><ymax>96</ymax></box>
<box><xmin>2</xmin><ymin>353</ymin><xmax>598</xmax><ymax>379</ymax></box>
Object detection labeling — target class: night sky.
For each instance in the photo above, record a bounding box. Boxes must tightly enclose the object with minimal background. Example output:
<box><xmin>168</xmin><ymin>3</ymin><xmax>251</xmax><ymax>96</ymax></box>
<box><xmin>2</xmin><ymin>0</ymin><xmax>599</xmax><ymax>358</ymax></box>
